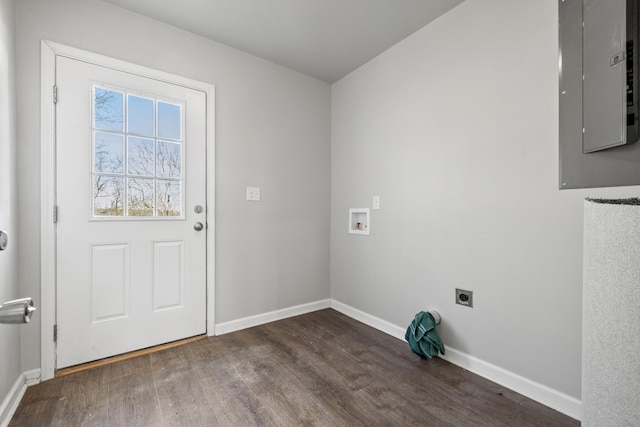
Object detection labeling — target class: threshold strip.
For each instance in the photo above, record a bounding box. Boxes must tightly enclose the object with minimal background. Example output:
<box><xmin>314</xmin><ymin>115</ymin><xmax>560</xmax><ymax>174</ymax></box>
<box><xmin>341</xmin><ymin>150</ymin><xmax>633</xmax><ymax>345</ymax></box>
<box><xmin>55</xmin><ymin>334</ymin><xmax>207</xmax><ymax>378</ymax></box>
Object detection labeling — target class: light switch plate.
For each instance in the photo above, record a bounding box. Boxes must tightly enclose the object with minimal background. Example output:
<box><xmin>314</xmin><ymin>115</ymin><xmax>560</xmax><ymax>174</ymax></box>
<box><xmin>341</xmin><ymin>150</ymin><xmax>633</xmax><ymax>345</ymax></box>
<box><xmin>246</xmin><ymin>186</ymin><xmax>261</xmax><ymax>201</ymax></box>
<box><xmin>373</xmin><ymin>196</ymin><xmax>380</xmax><ymax>210</ymax></box>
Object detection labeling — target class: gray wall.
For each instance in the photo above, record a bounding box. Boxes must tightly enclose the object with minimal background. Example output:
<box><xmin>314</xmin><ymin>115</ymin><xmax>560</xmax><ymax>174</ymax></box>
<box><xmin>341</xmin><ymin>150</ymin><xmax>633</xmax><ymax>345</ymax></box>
<box><xmin>15</xmin><ymin>0</ymin><xmax>331</xmax><ymax>372</ymax></box>
<box><xmin>0</xmin><ymin>0</ymin><xmax>21</xmax><ymax>407</ymax></box>
<box><xmin>330</xmin><ymin>0</ymin><xmax>640</xmax><ymax>400</ymax></box>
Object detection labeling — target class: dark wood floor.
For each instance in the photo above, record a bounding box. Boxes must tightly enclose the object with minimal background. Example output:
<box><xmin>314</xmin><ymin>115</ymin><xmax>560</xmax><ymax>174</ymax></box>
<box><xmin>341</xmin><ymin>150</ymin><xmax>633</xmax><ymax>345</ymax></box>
<box><xmin>10</xmin><ymin>309</ymin><xmax>578</xmax><ymax>426</ymax></box>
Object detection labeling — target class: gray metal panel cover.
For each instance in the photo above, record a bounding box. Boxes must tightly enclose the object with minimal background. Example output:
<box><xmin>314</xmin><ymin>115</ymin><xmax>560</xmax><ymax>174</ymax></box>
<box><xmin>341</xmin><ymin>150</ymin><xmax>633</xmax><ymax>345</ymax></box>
<box><xmin>559</xmin><ymin>0</ymin><xmax>640</xmax><ymax>189</ymax></box>
<box><xmin>583</xmin><ymin>0</ymin><xmax>626</xmax><ymax>153</ymax></box>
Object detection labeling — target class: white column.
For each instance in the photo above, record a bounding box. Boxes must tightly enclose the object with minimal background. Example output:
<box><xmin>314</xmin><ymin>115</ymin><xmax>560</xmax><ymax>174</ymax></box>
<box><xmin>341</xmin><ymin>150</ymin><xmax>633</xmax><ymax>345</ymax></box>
<box><xmin>583</xmin><ymin>199</ymin><xmax>640</xmax><ymax>426</ymax></box>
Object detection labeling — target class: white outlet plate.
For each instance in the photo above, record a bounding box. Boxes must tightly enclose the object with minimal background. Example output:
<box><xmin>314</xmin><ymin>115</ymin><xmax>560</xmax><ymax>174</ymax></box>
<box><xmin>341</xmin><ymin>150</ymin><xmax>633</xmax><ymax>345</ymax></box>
<box><xmin>246</xmin><ymin>186</ymin><xmax>261</xmax><ymax>201</ymax></box>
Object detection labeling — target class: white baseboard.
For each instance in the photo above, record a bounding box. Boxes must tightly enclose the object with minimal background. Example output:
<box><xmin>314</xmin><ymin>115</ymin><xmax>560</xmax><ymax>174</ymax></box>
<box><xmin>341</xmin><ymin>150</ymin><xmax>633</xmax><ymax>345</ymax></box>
<box><xmin>439</xmin><ymin>348</ymin><xmax>581</xmax><ymax>421</ymax></box>
<box><xmin>214</xmin><ymin>299</ymin><xmax>331</xmax><ymax>335</ymax></box>
<box><xmin>23</xmin><ymin>369</ymin><xmax>41</xmax><ymax>387</ymax></box>
<box><xmin>331</xmin><ymin>300</ymin><xmax>407</xmax><ymax>340</ymax></box>
<box><xmin>0</xmin><ymin>369</ymin><xmax>41</xmax><ymax>427</ymax></box>
<box><xmin>330</xmin><ymin>300</ymin><xmax>581</xmax><ymax>422</ymax></box>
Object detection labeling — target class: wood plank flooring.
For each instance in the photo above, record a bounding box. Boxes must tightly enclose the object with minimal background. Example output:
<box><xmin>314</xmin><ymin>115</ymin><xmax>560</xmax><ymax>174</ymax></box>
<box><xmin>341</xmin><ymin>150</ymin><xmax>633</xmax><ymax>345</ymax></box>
<box><xmin>10</xmin><ymin>309</ymin><xmax>579</xmax><ymax>426</ymax></box>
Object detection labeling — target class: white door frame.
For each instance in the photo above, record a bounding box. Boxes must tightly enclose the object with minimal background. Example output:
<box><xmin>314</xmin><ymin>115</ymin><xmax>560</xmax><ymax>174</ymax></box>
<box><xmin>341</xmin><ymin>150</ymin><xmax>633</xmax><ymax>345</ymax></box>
<box><xmin>40</xmin><ymin>40</ymin><xmax>216</xmax><ymax>380</ymax></box>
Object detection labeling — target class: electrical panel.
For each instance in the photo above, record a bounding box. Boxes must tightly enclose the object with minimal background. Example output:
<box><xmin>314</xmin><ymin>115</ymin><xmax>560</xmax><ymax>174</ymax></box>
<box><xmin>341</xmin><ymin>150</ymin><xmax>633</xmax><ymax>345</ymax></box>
<box><xmin>559</xmin><ymin>0</ymin><xmax>640</xmax><ymax>189</ymax></box>
<box><xmin>583</xmin><ymin>0</ymin><xmax>639</xmax><ymax>153</ymax></box>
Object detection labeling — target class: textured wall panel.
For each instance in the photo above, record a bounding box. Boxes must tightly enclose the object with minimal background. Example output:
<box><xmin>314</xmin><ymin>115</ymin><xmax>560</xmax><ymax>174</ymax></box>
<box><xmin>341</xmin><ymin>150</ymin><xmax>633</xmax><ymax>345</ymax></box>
<box><xmin>583</xmin><ymin>199</ymin><xmax>640</xmax><ymax>426</ymax></box>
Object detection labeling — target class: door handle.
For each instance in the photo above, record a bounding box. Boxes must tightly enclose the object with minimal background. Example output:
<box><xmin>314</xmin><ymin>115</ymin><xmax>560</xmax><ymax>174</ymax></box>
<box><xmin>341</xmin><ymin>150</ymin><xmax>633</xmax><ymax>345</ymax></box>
<box><xmin>193</xmin><ymin>222</ymin><xmax>204</xmax><ymax>231</ymax></box>
<box><xmin>0</xmin><ymin>230</ymin><xmax>7</xmax><ymax>251</ymax></box>
<box><xmin>0</xmin><ymin>298</ymin><xmax>36</xmax><ymax>324</ymax></box>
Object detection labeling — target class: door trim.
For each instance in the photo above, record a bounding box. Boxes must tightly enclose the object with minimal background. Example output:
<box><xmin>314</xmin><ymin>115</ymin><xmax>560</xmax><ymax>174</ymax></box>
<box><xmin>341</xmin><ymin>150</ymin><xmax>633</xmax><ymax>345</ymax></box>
<box><xmin>40</xmin><ymin>40</ymin><xmax>216</xmax><ymax>380</ymax></box>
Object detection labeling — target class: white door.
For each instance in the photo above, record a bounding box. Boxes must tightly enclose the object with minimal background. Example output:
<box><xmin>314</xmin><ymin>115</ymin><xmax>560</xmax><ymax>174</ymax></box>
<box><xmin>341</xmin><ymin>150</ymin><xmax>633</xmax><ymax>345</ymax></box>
<box><xmin>55</xmin><ymin>56</ymin><xmax>207</xmax><ymax>369</ymax></box>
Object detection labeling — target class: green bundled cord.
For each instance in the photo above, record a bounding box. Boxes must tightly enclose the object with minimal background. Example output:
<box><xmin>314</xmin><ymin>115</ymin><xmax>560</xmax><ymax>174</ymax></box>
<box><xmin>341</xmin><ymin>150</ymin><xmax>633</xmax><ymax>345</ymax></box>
<box><xmin>405</xmin><ymin>311</ymin><xmax>445</xmax><ymax>358</ymax></box>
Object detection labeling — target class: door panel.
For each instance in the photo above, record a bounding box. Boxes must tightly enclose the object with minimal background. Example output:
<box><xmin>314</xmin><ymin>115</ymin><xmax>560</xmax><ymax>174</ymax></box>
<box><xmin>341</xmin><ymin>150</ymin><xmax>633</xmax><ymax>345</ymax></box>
<box><xmin>91</xmin><ymin>243</ymin><xmax>129</xmax><ymax>322</ymax></box>
<box><xmin>55</xmin><ymin>56</ymin><xmax>207</xmax><ymax>369</ymax></box>
<box><xmin>153</xmin><ymin>240</ymin><xmax>184</xmax><ymax>311</ymax></box>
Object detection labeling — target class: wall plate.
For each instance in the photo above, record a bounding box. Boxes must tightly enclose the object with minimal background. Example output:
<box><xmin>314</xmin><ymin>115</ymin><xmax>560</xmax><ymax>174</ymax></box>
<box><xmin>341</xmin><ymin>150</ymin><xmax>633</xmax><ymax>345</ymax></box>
<box><xmin>246</xmin><ymin>186</ymin><xmax>261</xmax><ymax>201</ymax></box>
<box><xmin>456</xmin><ymin>288</ymin><xmax>473</xmax><ymax>308</ymax></box>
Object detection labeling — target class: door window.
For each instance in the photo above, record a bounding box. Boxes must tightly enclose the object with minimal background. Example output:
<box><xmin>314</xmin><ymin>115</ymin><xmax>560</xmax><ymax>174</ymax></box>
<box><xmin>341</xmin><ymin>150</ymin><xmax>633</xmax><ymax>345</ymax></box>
<box><xmin>92</xmin><ymin>85</ymin><xmax>183</xmax><ymax>218</ymax></box>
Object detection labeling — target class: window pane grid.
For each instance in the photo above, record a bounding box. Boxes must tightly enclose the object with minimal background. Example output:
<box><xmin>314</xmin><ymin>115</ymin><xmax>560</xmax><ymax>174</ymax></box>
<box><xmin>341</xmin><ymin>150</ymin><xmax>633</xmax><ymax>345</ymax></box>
<box><xmin>92</xmin><ymin>85</ymin><xmax>184</xmax><ymax>219</ymax></box>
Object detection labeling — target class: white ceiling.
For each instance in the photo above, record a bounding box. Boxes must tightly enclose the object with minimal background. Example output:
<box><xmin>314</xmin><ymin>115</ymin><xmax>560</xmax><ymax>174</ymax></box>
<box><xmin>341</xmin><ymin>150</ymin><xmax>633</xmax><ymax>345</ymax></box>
<box><xmin>101</xmin><ymin>0</ymin><xmax>465</xmax><ymax>83</ymax></box>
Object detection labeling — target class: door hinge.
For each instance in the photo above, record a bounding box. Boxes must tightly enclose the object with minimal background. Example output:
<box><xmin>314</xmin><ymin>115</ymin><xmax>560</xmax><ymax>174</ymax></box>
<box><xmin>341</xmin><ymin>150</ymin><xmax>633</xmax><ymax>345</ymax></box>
<box><xmin>53</xmin><ymin>85</ymin><xmax>58</xmax><ymax>104</ymax></box>
<box><xmin>53</xmin><ymin>324</ymin><xmax>58</xmax><ymax>342</ymax></box>
<box><xmin>53</xmin><ymin>205</ymin><xmax>58</xmax><ymax>223</ymax></box>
